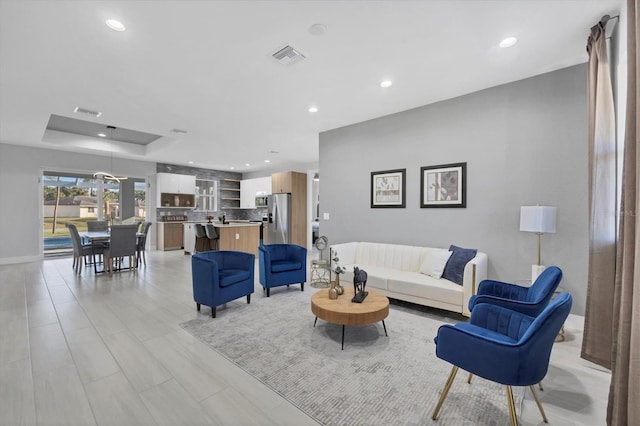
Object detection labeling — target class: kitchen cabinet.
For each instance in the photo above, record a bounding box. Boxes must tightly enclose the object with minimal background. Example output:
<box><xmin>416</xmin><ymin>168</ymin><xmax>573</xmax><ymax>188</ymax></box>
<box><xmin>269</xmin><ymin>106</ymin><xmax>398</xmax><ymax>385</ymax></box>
<box><xmin>272</xmin><ymin>172</ymin><xmax>293</xmax><ymax>194</ymax></box>
<box><xmin>157</xmin><ymin>173</ymin><xmax>196</xmax><ymax>207</ymax></box>
<box><xmin>240</xmin><ymin>177</ymin><xmax>272</xmax><ymax>209</ymax></box>
<box><xmin>269</xmin><ymin>171</ymin><xmax>307</xmax><ymax>247</ymax></box>
<box><xmin>157</xmin><ymin>222</ymin><xmax>184</xmax><ymax>251</ymax></box>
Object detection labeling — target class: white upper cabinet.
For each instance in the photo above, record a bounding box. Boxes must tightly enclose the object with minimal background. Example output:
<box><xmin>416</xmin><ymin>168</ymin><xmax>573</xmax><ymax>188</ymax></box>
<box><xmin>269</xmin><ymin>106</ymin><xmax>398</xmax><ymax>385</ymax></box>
<box><xmin>157</xmin><ymin>173</ymin><xmax>196</xmax><ymax>195</ymax></box>
<box><xmin>240</xmin><ymin>177</ymin><xmax>272</xmax><ymax>208</ymax></box>
<box><xmin>156</xmin><ymin>173</ymin><xmax>196</xmax><ymax>206</ymax></box>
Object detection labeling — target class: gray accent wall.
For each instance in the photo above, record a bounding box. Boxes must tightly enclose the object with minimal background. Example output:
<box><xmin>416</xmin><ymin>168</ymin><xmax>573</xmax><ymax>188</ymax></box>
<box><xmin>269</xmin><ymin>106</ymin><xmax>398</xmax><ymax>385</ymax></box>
<box><xmin>319</xmin><ymin>64</ymin><xmax>589</xmax><ymax>314</ymax></box>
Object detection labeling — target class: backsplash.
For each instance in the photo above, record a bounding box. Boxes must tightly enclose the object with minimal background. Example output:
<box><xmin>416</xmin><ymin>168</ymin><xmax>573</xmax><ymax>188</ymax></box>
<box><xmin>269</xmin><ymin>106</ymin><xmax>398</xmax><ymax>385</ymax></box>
<box><xmin>156</xmin><ymin>163</ymin><xmax>266</xmax><ymax>222</ymax></box>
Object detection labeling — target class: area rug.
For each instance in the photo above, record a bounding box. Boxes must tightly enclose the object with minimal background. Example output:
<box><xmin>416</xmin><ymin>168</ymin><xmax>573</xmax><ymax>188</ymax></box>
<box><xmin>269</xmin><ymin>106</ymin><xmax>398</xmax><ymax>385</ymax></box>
<box><xmin>180</xmin><ymin>287</ymin><xmax>523</xmax><ymax>425</ymax></box>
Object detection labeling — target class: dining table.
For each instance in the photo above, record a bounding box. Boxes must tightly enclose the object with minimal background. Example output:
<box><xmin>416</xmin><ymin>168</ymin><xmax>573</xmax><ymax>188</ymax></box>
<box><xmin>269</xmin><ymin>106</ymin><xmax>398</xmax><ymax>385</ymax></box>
<box><xmin>80</xmin><ymin>230</ymin><xmax>143</xmax><ymax>273</ymax></box>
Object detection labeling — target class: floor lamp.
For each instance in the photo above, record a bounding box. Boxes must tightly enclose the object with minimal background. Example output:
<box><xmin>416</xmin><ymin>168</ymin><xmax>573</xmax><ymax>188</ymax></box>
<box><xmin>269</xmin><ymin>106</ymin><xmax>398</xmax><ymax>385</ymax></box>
<box><xmin>520</xmin><ymin>205</ymin><xmax>557</xmax><ymax>282</ymax></box>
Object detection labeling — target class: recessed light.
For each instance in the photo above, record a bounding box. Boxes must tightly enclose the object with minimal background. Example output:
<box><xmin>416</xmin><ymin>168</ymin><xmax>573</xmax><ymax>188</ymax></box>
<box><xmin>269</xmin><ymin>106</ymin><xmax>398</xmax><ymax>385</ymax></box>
<box><xmin>230</xmin><ymin>167</ymin><xmax>235</xmax><ymax>170</ymax></box>
<box><xmin>245</xmin><ymin>163</ymin><xmax>251</xmax><ymax>167</ymax></box>
<box><xmin>499</xmin><ymin>37</ymin><xmax>517</xmax><ymax>48</ymax></box>
<box><xmin>309</xmin><ymin>24</ymin><xmax>327</xmax><ymax>36</ymax></box>
<box><xmin>188</xmin><ymin>161</ymin><xmax>194</xmax><ymax>164</ymax></box>
<box><xmin>264</xmin><ymin>159</ymin><xmax>270</xmax><ymax>163</ymax></box>
<box><xmin>106</xmin><ymin>19</ymin><xmax>126</xmax><ymax>32</ymax></box>
<box><xmin>308</xmin><ymin>106</ymin><xmax>318</xmax><ymax>113</ymax></box>
<box><xmin>380</xmin><ymin>80</ymin><xmax>393</xmax><ymax>88</ymax></box>
<box><xmin>97</xmin><ymin>133</ymin><xmax>106</xmax><ymax>138</ymax></box>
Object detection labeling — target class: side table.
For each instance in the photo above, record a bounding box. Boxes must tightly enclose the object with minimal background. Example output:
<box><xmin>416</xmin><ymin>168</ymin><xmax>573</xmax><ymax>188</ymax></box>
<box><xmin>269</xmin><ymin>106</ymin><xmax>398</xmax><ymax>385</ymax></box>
<box><xmin>310</xmin><ymin>259</ymin><xmax>330</xmax><ymax>288</ymax></box>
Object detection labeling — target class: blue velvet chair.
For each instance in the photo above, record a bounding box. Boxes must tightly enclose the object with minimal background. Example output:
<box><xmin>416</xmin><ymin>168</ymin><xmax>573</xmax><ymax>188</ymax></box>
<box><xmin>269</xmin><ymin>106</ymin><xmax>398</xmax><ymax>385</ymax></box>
<box><xmin>432</xmin><ymin>293</ymin><xmax>572</xmax><ymax>425</ymax></box>
<box><xmin>191</xmin><ymin>251</ymin><xmax>255</xmax><ymax>318</ymax></box>
<box><xmin>258</xmin><ymin>244</ymin><xmax>307</xmax><ymax>297</ymax></box>
<box><xmin>468</xmin><ymin>266</ymin><xmax>563</xmax><ymax>317</ymax></box>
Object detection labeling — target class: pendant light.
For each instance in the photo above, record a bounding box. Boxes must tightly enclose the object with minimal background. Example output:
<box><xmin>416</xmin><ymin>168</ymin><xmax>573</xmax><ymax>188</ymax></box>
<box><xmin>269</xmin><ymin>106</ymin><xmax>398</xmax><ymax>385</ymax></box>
<box><xmin>94</xmin><ymin>125</ymin><xmax>128</xmax><ymax>182</ymax></box>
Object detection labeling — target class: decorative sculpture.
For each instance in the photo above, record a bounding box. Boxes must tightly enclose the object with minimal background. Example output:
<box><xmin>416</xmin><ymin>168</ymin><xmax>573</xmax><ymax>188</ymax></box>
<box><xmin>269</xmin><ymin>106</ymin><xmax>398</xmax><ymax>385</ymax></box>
<box><xmin>352</xmin><ymin>266</ymin><xmax>368</xmax><ymax>303</ymax></box>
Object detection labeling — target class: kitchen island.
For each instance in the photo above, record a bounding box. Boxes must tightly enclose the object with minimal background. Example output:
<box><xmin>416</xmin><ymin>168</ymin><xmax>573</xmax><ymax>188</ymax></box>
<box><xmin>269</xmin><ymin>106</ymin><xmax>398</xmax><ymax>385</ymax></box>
<box><xmin>183</xmin><ymin>221</ymin><xmax>261</xmax><ymax>256</ymax></box>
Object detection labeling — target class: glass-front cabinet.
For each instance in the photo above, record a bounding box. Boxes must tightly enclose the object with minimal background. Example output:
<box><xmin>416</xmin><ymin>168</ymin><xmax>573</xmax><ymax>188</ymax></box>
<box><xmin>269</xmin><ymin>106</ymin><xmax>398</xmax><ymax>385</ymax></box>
<box><xmin>195</xmin><ymin>179</ymin><xmax>218</xmax><ymax>212</ymax></box>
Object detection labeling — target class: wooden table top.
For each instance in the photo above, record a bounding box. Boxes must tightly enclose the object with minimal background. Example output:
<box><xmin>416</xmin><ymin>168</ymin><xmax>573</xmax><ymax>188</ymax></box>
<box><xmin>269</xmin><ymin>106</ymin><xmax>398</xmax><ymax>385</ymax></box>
<box><xmin>311</xmin><ymin>287</ymin><xmax>389</xmax><ymax>326</ymax></box>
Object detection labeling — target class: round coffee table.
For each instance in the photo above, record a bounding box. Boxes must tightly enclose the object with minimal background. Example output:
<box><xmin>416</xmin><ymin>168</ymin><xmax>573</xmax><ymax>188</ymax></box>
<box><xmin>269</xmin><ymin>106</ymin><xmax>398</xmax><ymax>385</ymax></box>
<box><xmin>311</xmin><ymin>287</ymin><xmax>389</xmax><ymax>350</ymax></box>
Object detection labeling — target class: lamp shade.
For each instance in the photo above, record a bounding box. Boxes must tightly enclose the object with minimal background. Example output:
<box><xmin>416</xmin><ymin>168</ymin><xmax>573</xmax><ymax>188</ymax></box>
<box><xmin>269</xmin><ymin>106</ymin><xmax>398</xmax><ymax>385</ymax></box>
<box><xmin>520</xmin><ymin>206</ymin><xmax>557</xmax><ymax>234</ymax></box>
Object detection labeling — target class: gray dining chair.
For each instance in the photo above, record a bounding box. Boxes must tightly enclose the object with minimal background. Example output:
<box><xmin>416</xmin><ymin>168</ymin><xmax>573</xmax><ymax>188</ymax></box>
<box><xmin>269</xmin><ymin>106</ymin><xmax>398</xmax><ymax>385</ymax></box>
<box><xmin>67</xmin><ymin>223</ymin><xmax>105</xmax><ymax>274</ymax></box>
<box><xmin>86</xmin><ymin>220</ymin><xmax>110</xmax><ymax>256</ymax></box>
<box><xmin>205</xmin><ymin>224</ymin><xmax>220</xmax><ymax>251</ymax></box>
<box><xmin>136</xmin><ymin>221</ymin><xmax>152</xmax><ymax>267</ymax></box>
<box><xmin>87</xmin><ymin>220</ymin><xmax>108</xmax><ymax>232</ymax></box>
<box><xmin>194</xmin><ymin>224</ymin><xmax>210</xmax><ymax>253</ymax></box>
<box><xmin>104</xmin><ymin>224</ymin><xmax>138</xmax><ymax>273</ymax></box>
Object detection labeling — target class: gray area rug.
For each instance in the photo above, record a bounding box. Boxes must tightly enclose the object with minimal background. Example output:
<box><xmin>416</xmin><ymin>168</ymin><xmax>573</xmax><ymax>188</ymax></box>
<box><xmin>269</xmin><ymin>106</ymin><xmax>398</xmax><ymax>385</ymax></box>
<box><xmin>180</xmin><ymin>287</ymin><xmax>523</xmax><ymax>425</ymax></box>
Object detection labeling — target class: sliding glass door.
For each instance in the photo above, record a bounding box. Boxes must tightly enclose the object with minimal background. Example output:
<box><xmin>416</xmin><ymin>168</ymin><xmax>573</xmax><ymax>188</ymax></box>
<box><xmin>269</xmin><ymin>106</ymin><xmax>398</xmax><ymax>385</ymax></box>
<box><xmin>43</xmin><ymin>172</ymin><xmax>146</xmax><ymax>256</ymax></box>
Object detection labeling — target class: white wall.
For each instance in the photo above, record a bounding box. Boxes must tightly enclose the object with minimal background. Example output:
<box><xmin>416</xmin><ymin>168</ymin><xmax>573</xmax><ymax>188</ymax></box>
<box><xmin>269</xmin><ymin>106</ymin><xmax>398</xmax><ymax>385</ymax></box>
<box><xmin>319</xmin><ymin>64</ymin><xmax>590</xmax><ymax>314</ymax></box>
<box><xmin>0</xmin><ymin>143</ymin><xmax>157</xmax><ymax>264</ymax></box>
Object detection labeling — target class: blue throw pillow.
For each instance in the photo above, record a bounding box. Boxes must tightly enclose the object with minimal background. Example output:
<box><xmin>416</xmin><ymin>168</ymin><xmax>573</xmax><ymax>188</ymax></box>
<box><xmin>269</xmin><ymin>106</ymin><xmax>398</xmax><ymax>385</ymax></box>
<box><xmin>442</xmin><ymin>245</ymin><xmax>477</xmax><ymax>285</ymax></box>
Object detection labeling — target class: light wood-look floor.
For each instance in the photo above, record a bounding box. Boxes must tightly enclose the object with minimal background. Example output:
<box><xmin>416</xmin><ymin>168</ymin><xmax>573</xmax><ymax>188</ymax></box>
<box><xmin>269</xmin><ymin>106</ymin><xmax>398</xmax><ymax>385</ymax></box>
<box><xmin>0</xmin><ymin>250</ymin><xmax>610</xmax><ymax>425</ymax></box>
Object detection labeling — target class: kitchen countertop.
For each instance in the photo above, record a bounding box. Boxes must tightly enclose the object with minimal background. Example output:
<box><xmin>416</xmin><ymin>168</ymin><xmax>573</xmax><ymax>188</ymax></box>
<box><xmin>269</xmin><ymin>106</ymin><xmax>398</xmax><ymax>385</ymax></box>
<box><xmin>183</xmin><ymin>221</ymin><xmax>262</xmax><ymax>227</ymax></box>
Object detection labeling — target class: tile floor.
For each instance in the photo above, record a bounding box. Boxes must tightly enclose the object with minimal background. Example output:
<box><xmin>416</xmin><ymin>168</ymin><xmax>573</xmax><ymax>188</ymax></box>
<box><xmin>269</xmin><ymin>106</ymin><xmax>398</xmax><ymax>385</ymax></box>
<box><xmin>0</xmin><ymin>249</ymin><xmax>610</xmax><ymax>425</ymax></box>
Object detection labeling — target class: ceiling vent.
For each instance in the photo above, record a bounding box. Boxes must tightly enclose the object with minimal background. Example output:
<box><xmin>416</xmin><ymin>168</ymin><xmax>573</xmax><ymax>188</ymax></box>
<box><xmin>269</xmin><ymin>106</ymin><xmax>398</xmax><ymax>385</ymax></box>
<box><xmin>272</xmin><ymin>44</ymin><xmax>306</xmax><ymax>66</ymax></box>
<box><xmin>73</xmin><ymin>106</ymin><xmax>102</xmax><ymax>118</ymax></box>
<box><xmin>170</xmin><ymin>128</ymin><xmax>188</xmax><ymax>134</ymax></box>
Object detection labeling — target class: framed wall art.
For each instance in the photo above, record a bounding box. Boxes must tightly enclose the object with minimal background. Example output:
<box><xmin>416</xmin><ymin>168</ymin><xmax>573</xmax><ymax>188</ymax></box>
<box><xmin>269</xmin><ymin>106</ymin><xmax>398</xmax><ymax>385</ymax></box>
<box><xmin>371</xmin><ymin>168</ymin><xmax>406</xmax><ymax>208</ymax></box>
<box><xmin>420</xmin><ymin>162</ymin><xmax>466</xmax><ymax>208</ymax></box>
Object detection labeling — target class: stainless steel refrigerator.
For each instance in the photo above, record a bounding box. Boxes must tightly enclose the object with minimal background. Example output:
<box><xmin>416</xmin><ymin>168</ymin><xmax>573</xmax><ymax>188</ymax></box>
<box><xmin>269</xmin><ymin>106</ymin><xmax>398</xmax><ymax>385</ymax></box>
<box><xmin>265</xmin><ymin>194</ymin><xmax>291</xmax><ymax>244</ymax></box>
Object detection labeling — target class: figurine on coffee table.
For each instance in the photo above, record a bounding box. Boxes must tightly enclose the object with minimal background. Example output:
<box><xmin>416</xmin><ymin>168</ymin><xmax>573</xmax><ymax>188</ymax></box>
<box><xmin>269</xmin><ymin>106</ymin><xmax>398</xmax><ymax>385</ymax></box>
<box><xmin>352</xmin><ymin>266</ymin><xmax>368</xmax><ymax>303</ymax></box>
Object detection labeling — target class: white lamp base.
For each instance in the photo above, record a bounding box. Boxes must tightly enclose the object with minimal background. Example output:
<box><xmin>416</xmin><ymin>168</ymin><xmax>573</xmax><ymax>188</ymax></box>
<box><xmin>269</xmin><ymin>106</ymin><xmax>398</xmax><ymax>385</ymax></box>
<box><xmin>531</xmin><ymin>264</ymin><xmax>546</xmax><ymax>283</ymax></box>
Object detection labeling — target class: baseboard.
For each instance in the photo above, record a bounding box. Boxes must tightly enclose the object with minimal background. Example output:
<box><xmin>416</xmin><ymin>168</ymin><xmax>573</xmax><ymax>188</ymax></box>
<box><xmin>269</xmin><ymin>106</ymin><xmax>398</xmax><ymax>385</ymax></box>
<box><xmin>0</xmin><ymin>255</ymin><xmax>42</xmax><ymax>265</ymax></box>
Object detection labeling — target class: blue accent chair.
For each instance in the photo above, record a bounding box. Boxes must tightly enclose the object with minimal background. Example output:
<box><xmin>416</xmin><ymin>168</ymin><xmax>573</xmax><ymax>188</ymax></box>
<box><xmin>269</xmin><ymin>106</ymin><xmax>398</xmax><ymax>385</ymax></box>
<box><xmin>468</xmin><ymin>266</ymin><xmax>563</xmax><ymax>317</ymax></box>
<box><xmin>432</xmin><ymin>293</ymin><xmax>572</xmax><ymax>425</ymax></box>
<box><xmin>191</xmin><ymin>251</ymin><xmax>255</xmax><ymax>318</ymax></box>
<box><xmin>258</xmin><ymin>244</ymin><xmax>307</xmax><ymax>297</ymax></box>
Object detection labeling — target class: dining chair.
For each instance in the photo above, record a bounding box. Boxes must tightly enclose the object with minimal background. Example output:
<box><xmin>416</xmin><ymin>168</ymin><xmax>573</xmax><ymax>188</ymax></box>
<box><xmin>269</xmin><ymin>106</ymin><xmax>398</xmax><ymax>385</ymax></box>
<box><xmin>205</xmin><ymin>224</ymin><xmax>219</xmax><ymax>251</ymax></box>
<box><xmin>86</xmin><ymin>220</ymin><xmax>110</xmax><ymax>256</ymax></box>
<box><xmin>136</xmin><ymin>221</ymin><xmax>152</xmax><ymax>267</ymax></box>
<box><xmin>67</xmin><ymin>223</ymin><xmax>105</xmax><ymax>274</ymax></box>
<box><xmin>87</xmin><ymin>220</ymin><xmax>108</xmax><ymax>232</ymax></box>
<box><xmin>104</xmin><ymin>224</ymin><xmax>138</xmax><ymax>273</ymax></box>
<box><xmin>194</xmin><ymin>224</ymin><xmax>210</xmax><ymax>253</ymax></box>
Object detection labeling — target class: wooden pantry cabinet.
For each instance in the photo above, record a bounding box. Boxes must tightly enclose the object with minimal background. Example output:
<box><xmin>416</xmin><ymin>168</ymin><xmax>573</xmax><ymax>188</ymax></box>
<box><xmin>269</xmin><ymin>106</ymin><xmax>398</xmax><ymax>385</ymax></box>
<box><xmin>270</xmin><ymin>171</ymin><xmax>307</xmax><ymax>247</ymax></box>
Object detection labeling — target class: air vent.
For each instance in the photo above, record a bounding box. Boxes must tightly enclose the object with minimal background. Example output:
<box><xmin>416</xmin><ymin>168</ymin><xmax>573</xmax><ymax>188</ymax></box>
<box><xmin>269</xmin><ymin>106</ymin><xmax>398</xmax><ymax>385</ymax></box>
<box><xmin>73</xmin><ymin>107</ymin><xmax>102</xmax><ymax>118</ymax></box>
<box><xmin>271</xmin><ymin>44</ymin><xmax>306</xmax><ymax>66</ymax></box>
<box><xmin>170</xmin><ymin>128</ymin><xmax>188</xmax><ymax>134</ymax></box>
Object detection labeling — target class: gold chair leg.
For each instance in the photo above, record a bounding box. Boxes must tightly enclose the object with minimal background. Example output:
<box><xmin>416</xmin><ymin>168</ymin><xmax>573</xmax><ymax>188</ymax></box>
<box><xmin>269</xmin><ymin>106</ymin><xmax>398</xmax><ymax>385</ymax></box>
<box><xmin>467</xmin><ymin>373</ymin><xmax>473</xmax><ymax>384</ymax></box>
<box><xmin>529</xmin><ymin>385</ymin><xmax>548</xmax><ymax>423</ymax></box>
<box><xmin>505</xmin><ymin>385</ymin><xmax>518</xmax><ymax>426</ymax></box>
<box><xmin>538</xmin><ymin>381</ymin><xmax>544</xmax><ymax>391</ymax></box>
<box><xmin>432</xmin><ymin>366</ymin><xmax>459</xmax><ymax>420</ymax></box>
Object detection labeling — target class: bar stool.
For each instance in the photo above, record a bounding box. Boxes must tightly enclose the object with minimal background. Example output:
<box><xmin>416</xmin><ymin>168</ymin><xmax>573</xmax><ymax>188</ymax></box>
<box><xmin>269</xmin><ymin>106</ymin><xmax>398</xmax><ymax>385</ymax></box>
<box><xmin>205</xmin><ymin>224</ymin><xmax>219</xmax><ymax>251</ymax></box>
<box><xmin>194</xmin><ymin>224</ymin><xmax>210</xmax><ymax>253</ymax></box>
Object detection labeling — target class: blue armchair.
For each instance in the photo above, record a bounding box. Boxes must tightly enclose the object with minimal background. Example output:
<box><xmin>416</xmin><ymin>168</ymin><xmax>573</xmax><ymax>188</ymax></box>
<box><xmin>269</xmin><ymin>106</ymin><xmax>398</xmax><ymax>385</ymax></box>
<box><xmin>432</xmin><ymin>293</ymin><xmax>572</xmax><ymax>425</ymax></box>
<box><xmin>191</xmin><ymin>251</ymin><xmax>255</xmax><ymax>318</ymax></box>
<box><xmin>468</xmin><ymin>266</ymin><xmax>563</xmax><ymax>317</ymax></box>
<box><xmin>258</xmin><ymin>244</ymin><xmax>307</xmax><ymax>297</ymax></box>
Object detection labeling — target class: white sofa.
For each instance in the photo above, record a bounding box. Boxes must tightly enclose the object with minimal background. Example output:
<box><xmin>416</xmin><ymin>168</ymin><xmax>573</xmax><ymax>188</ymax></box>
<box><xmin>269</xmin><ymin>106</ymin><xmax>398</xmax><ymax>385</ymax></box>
<box><xmin>330</xmin><ymin>242</ymin><xmax>488</xmax><ymax>316</ymax></box>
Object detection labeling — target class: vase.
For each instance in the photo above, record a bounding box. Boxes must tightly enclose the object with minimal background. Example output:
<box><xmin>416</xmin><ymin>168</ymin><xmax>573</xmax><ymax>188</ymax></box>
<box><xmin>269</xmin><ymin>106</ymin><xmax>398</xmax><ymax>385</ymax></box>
<box><xmin>174</xmin><ymin>195</ymin><xmax>180</xmax><ymax>206</ymax></box>
<box><xmin>335</xmin><ymin>274</ymin><xmax>344</xmax><ymax>295</ymax></box>
<box><xmin>329</xmin><ymin>284</ymin><xmax>338</xmax><ymax>300</ymax></box>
